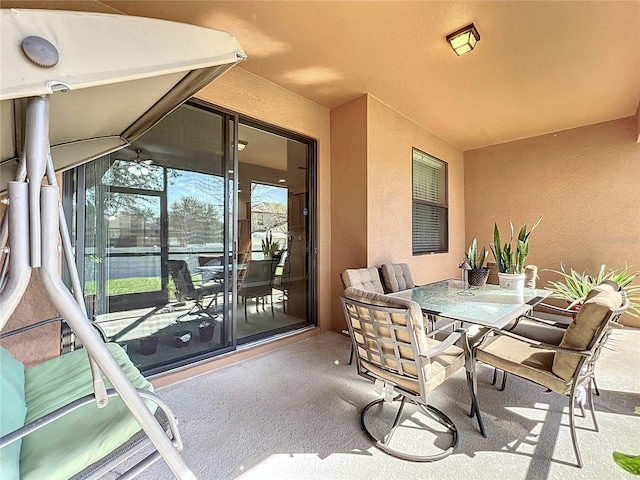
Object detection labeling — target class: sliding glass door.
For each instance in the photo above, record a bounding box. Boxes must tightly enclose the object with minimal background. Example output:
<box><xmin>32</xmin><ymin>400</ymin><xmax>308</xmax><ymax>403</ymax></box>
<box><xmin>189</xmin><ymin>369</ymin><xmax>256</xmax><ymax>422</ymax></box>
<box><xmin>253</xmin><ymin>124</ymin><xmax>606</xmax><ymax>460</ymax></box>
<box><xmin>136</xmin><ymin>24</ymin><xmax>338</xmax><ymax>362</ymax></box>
<box><xmin>69</xmin><ymin>100</ymin><xmax>315</xmax><ymax>374</ymax></box>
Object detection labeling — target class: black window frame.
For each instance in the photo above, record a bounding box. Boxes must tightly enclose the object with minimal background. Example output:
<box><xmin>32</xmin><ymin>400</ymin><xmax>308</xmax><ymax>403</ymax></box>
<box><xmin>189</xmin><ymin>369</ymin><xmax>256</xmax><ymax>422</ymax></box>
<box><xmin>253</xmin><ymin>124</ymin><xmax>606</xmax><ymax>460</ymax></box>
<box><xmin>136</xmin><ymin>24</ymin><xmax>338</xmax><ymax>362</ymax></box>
<box><xmin>411</xmin><ymin>148</ymin><xmax>449</xmax><ymax>255</ymax></box>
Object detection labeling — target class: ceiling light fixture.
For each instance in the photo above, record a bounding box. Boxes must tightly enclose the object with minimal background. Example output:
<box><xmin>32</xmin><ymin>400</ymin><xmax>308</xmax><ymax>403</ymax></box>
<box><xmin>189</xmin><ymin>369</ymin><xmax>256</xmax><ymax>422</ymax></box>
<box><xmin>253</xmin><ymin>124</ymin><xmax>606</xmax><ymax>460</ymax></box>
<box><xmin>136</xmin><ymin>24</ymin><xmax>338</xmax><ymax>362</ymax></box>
<box><xmin>126</xmin><ymin>149</ymin><xmax>152</xmax><ymax>176</ymax></box>
<box><xmin>237</xmin><ymin>140</ymin><xmax>248</xmax><ymax>151</ymax></box>
<box><xmin>446</xmin><ymin>23</ymin><xmax>480</xmax><ymax>56</ymax></box>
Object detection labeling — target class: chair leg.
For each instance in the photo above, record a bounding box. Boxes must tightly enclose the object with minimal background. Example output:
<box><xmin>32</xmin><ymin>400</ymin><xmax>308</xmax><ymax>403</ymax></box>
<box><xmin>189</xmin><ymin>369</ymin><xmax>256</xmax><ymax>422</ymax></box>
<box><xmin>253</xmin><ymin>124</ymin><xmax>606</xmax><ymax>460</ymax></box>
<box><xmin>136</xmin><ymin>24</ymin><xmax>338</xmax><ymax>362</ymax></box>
<box><xmin>361</xmin><ymin>396</ymin><xmax>458</xmax><ymax>462</ymax></box>
<box><xmin>569</xmin><ymin>386</ymin><xmax>584</xmax><ymax>468</ymax></box>
<box><xmin>588</xmin><ymin>381</ymin><xmax>599</xmax><ymax>432</ymax></box>
<box><xmin>499</xmin><ymin>371</ymin><xmax>508</xmax><ymax>391</ymax></box>
<box><xmin>270</xmin><ymin>294</ymin><xmax>274</xmax><ymax>317</ymax></box>
<box><xmin>592</xmin><ymin>376</ymin><xmax>601</xmax><ymax>396</ymax></box>
<box><xmin>491</xmin><ymin>368</ymin><xmax>498</xmax><ymax>385</ymax></box>
<box><xmin>467</xmin><ymin>369</ymin><xmax>486</xmax><ymax>437</ymax></box>
<box><xmin>348</xmin><ymin>343</ymin><xmax>354</xmax><ymax>365</ymax></box>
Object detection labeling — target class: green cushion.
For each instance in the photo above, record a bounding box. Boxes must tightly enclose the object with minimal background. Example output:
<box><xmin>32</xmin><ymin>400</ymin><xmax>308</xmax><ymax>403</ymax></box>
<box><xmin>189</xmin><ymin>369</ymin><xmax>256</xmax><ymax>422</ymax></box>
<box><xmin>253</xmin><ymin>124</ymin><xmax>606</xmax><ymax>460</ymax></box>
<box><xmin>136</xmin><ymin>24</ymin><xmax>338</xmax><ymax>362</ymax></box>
<box><xmin>0</xmin><ymin>347</ymin><xmax>27</xmax><ymax>480</ymax></box>
<box><xmin>20</xmin><ymin>343</ymin><xmax>156</xmax><ymax>480</ymax></box>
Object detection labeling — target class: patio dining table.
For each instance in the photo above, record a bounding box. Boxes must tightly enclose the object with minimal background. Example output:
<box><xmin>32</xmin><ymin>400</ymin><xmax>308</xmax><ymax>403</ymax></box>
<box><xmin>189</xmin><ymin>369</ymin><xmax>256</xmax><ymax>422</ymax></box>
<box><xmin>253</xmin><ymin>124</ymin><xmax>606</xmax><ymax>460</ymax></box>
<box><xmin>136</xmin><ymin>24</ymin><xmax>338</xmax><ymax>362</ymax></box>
<box><xmin>388</xmin><ymin>279</ymin><xmax>551</xmax><ymax>330</ymax></box>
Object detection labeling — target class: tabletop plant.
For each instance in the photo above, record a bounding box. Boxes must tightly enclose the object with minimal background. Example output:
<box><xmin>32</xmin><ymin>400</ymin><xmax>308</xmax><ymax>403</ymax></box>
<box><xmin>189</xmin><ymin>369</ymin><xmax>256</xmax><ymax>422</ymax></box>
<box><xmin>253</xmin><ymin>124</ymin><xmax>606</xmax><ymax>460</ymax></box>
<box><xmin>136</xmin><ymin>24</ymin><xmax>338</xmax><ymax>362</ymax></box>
<box><xmin>466</xmin><ymin>238</ymin><xmax>490</xmax><ymax>286</ymax></box>
<box><xmin>467</xmin><ymin>238</ymin><xmax>488</xmax><ymax>270</ymax></box>
<box><xmin>490</xmin><ymin>216</ymin><xmax>542</xmax><ymax>274</ymax></box>
<box><xmin>261</xmin><ymin>230</ymin><xmax>281</xmax><ymax>259</ymax></box>
<box><xmin>546</xmin><ymin>263</ymin><xmax>640</xmax><ymax>318</ymax></box>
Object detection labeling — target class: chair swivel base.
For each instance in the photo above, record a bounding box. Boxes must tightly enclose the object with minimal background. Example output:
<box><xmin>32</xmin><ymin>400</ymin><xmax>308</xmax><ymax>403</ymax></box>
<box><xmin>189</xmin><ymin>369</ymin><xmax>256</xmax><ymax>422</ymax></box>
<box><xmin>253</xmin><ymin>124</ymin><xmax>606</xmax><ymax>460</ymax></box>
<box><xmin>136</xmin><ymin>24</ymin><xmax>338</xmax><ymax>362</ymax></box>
<box><xmin>361</xmin><ymin>396</ymin><xmax>458</xmax><ymax>462</ymax></box>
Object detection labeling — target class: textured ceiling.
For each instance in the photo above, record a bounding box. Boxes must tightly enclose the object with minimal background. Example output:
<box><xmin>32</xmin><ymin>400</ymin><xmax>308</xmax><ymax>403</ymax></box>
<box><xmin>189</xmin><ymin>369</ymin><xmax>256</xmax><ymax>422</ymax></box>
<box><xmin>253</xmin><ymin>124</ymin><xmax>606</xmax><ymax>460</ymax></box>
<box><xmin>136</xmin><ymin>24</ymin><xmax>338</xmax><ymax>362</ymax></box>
<box><xmin>4</xmin><ymin>1</ymin><xmax>640</xmax><ymax>150</ymax></box>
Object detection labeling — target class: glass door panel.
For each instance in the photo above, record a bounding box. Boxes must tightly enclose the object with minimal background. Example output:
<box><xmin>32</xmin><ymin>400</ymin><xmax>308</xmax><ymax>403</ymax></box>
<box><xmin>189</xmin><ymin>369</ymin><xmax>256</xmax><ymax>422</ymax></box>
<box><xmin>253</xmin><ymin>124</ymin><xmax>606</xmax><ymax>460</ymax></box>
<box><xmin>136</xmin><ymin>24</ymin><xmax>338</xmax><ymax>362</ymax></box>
<box><xmin>236</xmin><ymin>122</ymin><xmax>311</xmax><ymax>343</ymax></box>
<box><xmin>75</xmin><ymin>101</ymin><xmax>315</xmax><ymax>375</ymax></box>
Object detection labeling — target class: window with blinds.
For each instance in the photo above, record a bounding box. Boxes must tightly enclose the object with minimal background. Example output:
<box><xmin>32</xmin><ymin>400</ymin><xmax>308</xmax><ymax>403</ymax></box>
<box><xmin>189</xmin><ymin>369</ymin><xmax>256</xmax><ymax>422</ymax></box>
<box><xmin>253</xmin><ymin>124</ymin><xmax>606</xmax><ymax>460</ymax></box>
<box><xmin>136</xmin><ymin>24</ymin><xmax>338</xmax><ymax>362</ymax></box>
<box><xmin>412</xmin><ymin>149</ymin><xmax>448</xmax><ymax>254</ymax></box>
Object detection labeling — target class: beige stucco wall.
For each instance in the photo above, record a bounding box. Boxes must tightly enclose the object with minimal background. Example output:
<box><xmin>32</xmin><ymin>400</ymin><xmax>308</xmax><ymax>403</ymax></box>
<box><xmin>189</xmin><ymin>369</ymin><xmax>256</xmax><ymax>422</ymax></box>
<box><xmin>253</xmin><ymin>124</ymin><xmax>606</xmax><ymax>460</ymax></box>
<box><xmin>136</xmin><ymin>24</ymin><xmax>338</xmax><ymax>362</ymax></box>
<box><xmin>330</xmin><ymin>95</ymin><xmax>369</xmax><ymax>330</ymax></box>
<box><xmin>465</xmin><ymin>116</ymin><xmax>640</xmax><ymax>326</ymax></box>
<box><xmin>330</xmin><ymin>94</ymin><xmax>466</xmax><ymax>332</ymax></box>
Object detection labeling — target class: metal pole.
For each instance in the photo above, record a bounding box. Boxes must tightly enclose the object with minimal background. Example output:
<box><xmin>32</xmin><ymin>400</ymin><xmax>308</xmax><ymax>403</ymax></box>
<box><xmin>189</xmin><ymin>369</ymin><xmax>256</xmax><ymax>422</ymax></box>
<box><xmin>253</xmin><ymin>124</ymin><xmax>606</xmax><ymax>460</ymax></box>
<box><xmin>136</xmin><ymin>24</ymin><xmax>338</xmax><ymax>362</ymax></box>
<box><xmin>25</xmin><ymin>96</ymin><xmax>50</xmax><ymax>267</ymax></box>
<box><xmin>45</xmin><ymin>155</ymin><xmax>87</xmax><ymax>315</ymax></box>
<box><xmin>39</xmin><ymin>185</ymin><xmax>195</xmax><ymax>480</ymax></box>
<box><xmin>0</xmin><ymin>182</ymin><xmax>31</xmax><ymax>329</ymax></box>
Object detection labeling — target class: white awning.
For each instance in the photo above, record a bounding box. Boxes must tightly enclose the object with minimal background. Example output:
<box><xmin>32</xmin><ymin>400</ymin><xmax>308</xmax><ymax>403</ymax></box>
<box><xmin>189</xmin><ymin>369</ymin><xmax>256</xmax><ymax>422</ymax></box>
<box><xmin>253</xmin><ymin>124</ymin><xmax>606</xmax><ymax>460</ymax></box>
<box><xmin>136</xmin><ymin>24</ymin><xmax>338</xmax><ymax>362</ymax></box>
<box><xmin>0</xmin><ymin>8</ymin><xmax>245</xmax><ymax>190</ymax></box>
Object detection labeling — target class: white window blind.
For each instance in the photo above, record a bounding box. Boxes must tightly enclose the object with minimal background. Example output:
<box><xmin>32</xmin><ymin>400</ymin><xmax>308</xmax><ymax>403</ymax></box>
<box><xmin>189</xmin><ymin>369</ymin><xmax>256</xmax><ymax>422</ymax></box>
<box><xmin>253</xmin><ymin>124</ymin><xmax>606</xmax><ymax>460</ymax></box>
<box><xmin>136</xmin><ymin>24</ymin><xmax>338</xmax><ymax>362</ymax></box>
<box><xmin>412</xmin><ymin>149</ymin><xmax>448</xmax><ymax>254</ymax></box>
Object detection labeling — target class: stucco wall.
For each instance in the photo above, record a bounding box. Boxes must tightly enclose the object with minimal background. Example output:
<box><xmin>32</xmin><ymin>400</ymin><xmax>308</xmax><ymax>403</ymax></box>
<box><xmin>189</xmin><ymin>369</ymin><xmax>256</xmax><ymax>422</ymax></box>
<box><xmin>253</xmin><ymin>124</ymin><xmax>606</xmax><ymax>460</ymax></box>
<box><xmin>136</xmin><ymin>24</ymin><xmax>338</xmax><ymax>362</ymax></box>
<box><xmin>465</xmin><ymin>116</ymin><xmax>640</xmax><ymax>326</ymax></box>
<box><xmin>367</xmin><ymin>96</ymin><xmax>466</xmax><ymax>281</ymax></box>
<box><xmin>329</xmin><ymin>95</ymin><xmax>369</xmax><ymax>329</ymax></box>
<box><xmin>330</xmin><ymin>94</ymin><xmax>466</xmax><ymax>332</ymax></box>
<box><xmin>197</xmin><ymin>67</ymin><xmax>332</xmax><ymax>332</ymax></box>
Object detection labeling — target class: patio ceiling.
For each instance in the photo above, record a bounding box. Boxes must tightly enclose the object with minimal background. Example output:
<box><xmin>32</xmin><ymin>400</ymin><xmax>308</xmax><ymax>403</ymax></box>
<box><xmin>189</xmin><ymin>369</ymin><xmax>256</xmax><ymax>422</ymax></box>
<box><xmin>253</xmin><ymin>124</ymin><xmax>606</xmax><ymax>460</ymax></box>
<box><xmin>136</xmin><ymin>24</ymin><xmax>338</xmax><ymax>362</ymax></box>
<box><xmin>4</xmin><ymin>1</ymin><xmax>639</xmax><ymax>151</ymax></box>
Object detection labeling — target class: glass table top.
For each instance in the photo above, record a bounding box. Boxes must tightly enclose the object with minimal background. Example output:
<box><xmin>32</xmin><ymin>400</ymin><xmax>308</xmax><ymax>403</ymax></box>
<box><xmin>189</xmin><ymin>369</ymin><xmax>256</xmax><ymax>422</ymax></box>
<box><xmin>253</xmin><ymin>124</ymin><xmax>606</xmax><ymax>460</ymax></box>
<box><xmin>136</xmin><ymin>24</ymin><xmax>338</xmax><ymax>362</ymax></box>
<box><xmin>389</xmin><ymin>279</ymin><xmax>551</xmax><ymax>328</ymax></box>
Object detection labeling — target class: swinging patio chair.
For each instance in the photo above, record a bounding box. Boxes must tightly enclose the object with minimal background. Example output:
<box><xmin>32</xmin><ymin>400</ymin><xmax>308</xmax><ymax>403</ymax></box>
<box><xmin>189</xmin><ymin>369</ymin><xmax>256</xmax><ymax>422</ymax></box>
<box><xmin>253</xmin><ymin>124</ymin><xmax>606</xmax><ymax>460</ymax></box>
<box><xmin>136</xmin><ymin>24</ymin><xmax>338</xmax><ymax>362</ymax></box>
<box><xmin>0</xmin><ymin>9</ymin><xmax>245</xmax><ymax>479</ymax></box>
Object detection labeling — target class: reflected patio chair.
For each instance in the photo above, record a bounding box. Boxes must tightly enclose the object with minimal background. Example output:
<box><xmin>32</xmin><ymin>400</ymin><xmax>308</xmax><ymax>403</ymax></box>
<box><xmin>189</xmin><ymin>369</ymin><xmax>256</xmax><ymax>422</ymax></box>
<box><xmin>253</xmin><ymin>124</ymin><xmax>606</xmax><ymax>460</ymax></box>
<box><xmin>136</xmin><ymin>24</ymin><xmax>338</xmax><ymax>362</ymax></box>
<box><xmin>341</xmin><ymin>287</ymin><xmax>485</xmax><ymax>461</ymax></box>
<box><xmin>473</xmin><ymin>283</ymin><xmax>628</xmax><ymax>468</ymax></box>
<box><xmin>167</xmin><ymin>260</ymin><xmax>222</xmax><ymax>321</ymax></box>
<box><xmin>239</xmin><ymin>260</ymin><xmax>274</xmax><ymax>321</ymax></box>
<box><xmin>270</xmin><ymin>251</ymin><xmax>290</xmax><ymax>313</ymax></box>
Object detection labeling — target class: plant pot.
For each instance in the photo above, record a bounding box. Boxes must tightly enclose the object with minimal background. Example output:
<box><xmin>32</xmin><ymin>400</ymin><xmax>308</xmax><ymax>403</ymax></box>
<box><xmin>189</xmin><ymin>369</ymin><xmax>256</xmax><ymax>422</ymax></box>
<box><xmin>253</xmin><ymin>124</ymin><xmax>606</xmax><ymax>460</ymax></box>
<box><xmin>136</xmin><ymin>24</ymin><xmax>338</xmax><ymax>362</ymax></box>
<box><xmin>468</xmin><ymin>268</ymin><xmax>490</xmax><ymax>287</ymax></box>
<box><xmin>139</xmin><ymin>336</ymin><xmax>159</xmax><ymax>355</ymax></box>
<box><xmin>498</xmin><ymin>272</ymin><xmax>526</xmax><ymax>290</ymax></box>
<box><xmin>198</xmin><ymin>322</ymin><xmax>215</xmax><ymax>342</ymax></box>
<box><xmin>174</xmin><ymin>331</ymin><xmax>192</xmax><ymax>348</ymax></box>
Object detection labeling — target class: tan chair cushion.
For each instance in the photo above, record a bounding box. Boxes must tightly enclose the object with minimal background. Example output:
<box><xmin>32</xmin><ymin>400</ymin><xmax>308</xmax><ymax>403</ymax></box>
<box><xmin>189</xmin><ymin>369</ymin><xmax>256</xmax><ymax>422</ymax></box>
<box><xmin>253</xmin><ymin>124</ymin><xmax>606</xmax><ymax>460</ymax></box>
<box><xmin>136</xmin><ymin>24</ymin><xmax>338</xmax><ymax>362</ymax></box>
<box><xmin>362</xmin><ymin>338</ymin><xmax>464</xmax><ymax>394</ymax></box>
<box><xmin>477</xmin><ymin>335</ymin><xmax>571</xmax><ymax>394</ymax></box>
<box><xmin>380</xmin><ymin>263</ymin><xmax>416</xmax><ymax>293</ymax></box>
<box><xmin>341</xmin><ymin>268</ymin><xmax>384</xmax><ymax>294</ymax></box>
<box><xmin>343</xmin><ymin>287</ymin><xmax>464</xmax><ymax>394</ymax></box>
<box><xmin>552</xmin><ymin>288</ymin><xmax>622</xmax><ymax>381</ymax></box>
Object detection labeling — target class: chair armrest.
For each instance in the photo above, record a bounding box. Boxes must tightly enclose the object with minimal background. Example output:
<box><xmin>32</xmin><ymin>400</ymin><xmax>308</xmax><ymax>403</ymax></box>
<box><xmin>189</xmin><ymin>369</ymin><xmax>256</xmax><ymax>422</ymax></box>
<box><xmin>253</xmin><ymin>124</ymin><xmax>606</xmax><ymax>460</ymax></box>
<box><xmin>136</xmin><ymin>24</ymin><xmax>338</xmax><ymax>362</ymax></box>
<box><xmin>520</xmin><ymin>314</ymin><xmax>571</xmax><ymax>330</ymax></box>
<box><xmin>535</xmin><ymin>302</ymin><xmax>577</xmax><ymax>316</ymax></box>
<box><xmin>490</xmin><ymin>329</ymin><xmax>591</xmax><ymax>357</ymax></box>
<box><xmin>419</xmin><ymin>332</ymin><xmax>461</xmax><ymax>359</ymax></box>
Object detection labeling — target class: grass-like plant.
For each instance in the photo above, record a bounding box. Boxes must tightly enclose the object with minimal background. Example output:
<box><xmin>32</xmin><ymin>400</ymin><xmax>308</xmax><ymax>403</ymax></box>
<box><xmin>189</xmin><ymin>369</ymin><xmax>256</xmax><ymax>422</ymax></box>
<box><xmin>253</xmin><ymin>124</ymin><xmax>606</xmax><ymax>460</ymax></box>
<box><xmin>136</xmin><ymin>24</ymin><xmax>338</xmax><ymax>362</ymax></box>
<box><xmin>466</xmin><ymin>238</ymin><xmax>488</xmax><ymax>270</ymax></box>
<box><xmin>490</xmin><ymin>216</ymin><xmax>542</xmax><ymax>274</ymax></box>
<box><xmin>546</xmin><ymin>263</ymin><xmax>640</xmax><ymax>318</ymax></box>
<box><xmin>261</xmin><ymin>230</ymin><xmax>280</xmax><ymax>258</ymax></box>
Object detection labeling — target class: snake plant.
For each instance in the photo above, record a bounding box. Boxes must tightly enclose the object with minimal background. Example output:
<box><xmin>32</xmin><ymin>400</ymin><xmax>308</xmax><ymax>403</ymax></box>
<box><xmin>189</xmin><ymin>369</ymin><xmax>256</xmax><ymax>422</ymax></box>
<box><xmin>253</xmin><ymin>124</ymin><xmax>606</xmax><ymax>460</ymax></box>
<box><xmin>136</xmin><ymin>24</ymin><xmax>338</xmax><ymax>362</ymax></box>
<box><xmin>546</xmin><ymin>263</ymin><xmax>640</xmax><ymax>318</ymax></box>
<box><xmin>490</xmin><ymin>216</ymin><xmax>542</xmax><ymax>274</ymax></box>
<box><xmin>467</xmin><ymin>238</ymin><xmax>488</xmax><ymax>270</ymax></box>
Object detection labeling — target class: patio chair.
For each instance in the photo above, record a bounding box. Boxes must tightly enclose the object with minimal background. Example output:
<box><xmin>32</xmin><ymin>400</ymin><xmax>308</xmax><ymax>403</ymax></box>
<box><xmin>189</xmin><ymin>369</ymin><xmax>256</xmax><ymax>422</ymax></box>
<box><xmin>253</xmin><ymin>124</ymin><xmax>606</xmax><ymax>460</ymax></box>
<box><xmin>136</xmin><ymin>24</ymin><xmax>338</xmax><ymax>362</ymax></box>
<box><xmin>494</xmin><ymin>280</ymin><xmax>621</xmax><ymax>392</ymax></box>
<box><xmin>341</xmin><ymin>287</ymin><xmax>485</xmax><ymax>461</ymax></box>
<box><xmin>167</xmin><ymin>260</ymin><xmax>222</xmax><ymax>321</ymax></box>
<box><xmin>379</xmin><ymin>263</ymin><xmax>451</xmax><ymax>333</ymax></box>
<box><xmin>341</xmin><ymin>267</ymin><xmax>385</xmax><ymax>293</ymax></box>
<box><xmin>340</xmin><ymin>268</ymin><xmax>385</xmax><ymax>364</ymax></box>
<box><xmin>473</xmin><ymin>283</ymin><xmax>628</xmax><ymax>467</ymax></box>
<box><xmin>380</xmin><ymin>263</ymin><xmax>417</xmax><ymax>293</ymax></box>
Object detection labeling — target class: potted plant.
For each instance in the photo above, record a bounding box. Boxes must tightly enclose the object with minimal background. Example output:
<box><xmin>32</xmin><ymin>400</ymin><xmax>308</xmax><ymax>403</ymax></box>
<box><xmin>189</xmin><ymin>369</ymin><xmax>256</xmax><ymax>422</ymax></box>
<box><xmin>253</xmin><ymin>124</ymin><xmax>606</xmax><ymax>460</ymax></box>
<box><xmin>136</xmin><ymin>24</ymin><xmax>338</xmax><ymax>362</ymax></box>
<box><xmin>261</xmin><ymin>230</ymin><xmax>280</xmax><ymax>260</ymax></box>
<box><xmin>490</xmin><ymin>216</ymin><xmax>542</xmax><ymax>289</ymax></box>
<box><xmin>546</xmin><ymin>263</ymin><xmax>640</xmax><ymax>318</ymax></box>
<box><xmin>466</xmin><ymin>238</ymin><xmax>490</xmax><ymax>286</ymax></box>
<box><xmin>198</xmin><ymin>320</ymin><xmax>215</xmax><ymax>342</ymax></box>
